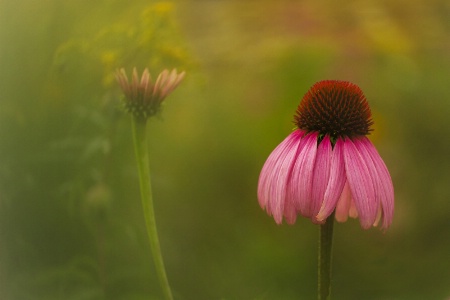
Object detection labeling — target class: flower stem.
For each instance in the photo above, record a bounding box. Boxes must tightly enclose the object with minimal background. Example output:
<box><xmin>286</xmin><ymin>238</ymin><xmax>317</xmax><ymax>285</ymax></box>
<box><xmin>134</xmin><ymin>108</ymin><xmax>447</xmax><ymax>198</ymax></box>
<box><xmin>318</xmin><ymin>211</ymin><xmax>335</xmax><ymax>300</ymax></box>
<box><xmin>131</xmin><ymin>117</ymin><xmax>173</xmax><ymax>300</ymax></box>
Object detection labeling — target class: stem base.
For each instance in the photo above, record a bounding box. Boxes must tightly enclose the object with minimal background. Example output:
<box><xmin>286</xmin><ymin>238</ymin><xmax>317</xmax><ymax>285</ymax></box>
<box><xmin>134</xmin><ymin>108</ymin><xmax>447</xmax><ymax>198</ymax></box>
<box><xmin>132</xmin><ymin>117</ymin><xmax>173</xmax><ymax>300</ymax></box>
<box><xmin>318</xmin><ymin>212</ymin><xmax>335</xmax><ymax>300</ymax></box>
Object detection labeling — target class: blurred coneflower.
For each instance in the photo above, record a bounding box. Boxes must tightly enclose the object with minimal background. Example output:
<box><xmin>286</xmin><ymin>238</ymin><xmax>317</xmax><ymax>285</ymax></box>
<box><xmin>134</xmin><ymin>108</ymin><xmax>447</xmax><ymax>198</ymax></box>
<box><xmin>115</xmin><ymin>67</ymin><xmax>185</xmax><ymax>120</ymax></box>
<box><xmin>115</xmin><ymin>67</ymin><xmax>185</xmax><ymax>300</ymax></box>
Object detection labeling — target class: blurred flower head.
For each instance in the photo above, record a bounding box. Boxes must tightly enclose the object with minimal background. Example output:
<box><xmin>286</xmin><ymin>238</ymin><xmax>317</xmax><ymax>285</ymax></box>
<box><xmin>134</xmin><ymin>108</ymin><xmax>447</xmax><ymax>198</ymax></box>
<box><xmin>115</xmin><ymin>68</ymin><xmax>185</xmax><ymax>119</ymax></box>
<box><xmin>258</xmin><ymin>80</ymin><xmax>394</xmax><ymax>230</ymax></box>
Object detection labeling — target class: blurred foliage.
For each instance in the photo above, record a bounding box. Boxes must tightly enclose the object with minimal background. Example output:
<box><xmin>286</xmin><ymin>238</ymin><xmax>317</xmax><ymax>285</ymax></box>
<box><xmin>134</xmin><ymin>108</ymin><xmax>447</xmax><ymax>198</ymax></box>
<box><xmin>0</xmin><ymin>0</ymin><xmax>449</xmax><ymax>299</ymax></box>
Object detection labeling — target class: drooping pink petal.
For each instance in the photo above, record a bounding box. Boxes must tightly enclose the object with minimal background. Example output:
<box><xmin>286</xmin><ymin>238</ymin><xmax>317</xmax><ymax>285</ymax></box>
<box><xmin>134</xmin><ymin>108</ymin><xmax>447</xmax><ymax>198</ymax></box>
<box><xmin>309</xmin><ymin>135</ymin><xmax>332</xmax><ymax>221</ymax></box>
<box><xmin>316</xmin><ymin>138</ymin><xmax>346</xmax><ymax>222</ymax></box>
<box><xmin>334</xmin><ymin>180</ymin><xmax>351</xmax><ymax>222</ymax></box>
<box><xmin>360</xmin><ymin>137</ymin><xmax>394</xmax><ymax>229</ymax></box>
<box><xmin>353</xmin><ymin>138</ymin><xmax>382</xmax><ymax>227</ymax></box>
<box><xmin>343</xmin><ymin>138</ymin><xmax>377</xmax><ymax>229</ymax></box>
<box><xmin>283</xmin><ymin>192</ymin><xmax>298</xmax><ymax>225</ymax></box>
<box><xmin>257</xmin><ymin>130</ymin><xmax>303</xmax><ymax>224</ymax></box>
<box><xmin>288</xmin><ymin>132</ymin><xmax>318</xmax><ymax>218</ymax></box>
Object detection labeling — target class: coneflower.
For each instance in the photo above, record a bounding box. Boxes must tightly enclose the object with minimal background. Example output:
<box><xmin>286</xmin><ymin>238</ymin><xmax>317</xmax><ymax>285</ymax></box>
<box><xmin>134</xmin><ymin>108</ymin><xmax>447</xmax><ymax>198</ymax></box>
<box><xmin>115</xmin><ymin>67</ymin><xmax>185</xmax><ymax>120</ymax></box>
<box><xmin>257</xmin><ymin>80</ymin><xmax>394</xmax><ymax>299</ymax></box>
<box><xmin>115</xmin><ymin>67</ymin><xmax>185</xmax><ymax>300</ymax></box>
<box><xmin>258</xmin><ymin>80</ymin><xmax>394</xmax><ymax>229</ymax></box>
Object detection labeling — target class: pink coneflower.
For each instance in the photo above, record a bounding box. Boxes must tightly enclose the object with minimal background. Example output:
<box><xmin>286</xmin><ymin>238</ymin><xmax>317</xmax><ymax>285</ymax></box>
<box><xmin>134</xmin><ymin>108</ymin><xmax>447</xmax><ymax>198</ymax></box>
<box><xmin>115</xmin><ymin>68</ymin><xmax>185</xmax><ymax>120</ymax></box>
<box><xmin>258</xmin><ymin>80</ymin><xmax>394</xmax><ymax>230</ymax></box>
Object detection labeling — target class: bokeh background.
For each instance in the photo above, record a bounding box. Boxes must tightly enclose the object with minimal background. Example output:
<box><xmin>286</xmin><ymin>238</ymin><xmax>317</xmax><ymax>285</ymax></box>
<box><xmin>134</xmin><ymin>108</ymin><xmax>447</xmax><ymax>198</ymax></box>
<box><xmin>1</xmin><ymin>0</ymin><xmax>449</xmax><ymax>299</ymax></box>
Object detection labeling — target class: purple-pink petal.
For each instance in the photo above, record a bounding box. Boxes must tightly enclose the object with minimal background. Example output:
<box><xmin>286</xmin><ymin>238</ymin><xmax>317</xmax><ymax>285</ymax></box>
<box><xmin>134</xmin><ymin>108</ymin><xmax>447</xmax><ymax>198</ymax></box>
<box><xmin>353</xmin><ymin>138</ymin><xmax>382</xmax><ymax>227</ymax></box>
<box><xmin>343</xmin><ymin>138</ymin><xmax>377</xmax><ymax>229</ymax></box>
<box><xmin>257</xmin><ymin>130</ymin><xmax>303</xmax><ymax>224</ymax></box>
<box><xmin>316</xmin><ymin>138</ymin><xmax>346</xmax><ymax>222</ymax></box>
<box><xmin>288</xmin><ymin>132</ymin><xmax>318</xmax><ymax>218</ymax></box>
<box><xmin>359</xmin><ymin>137</ymin><xmax>394</xmax><ymax>229</ymax></box>
<box><xmin>309</xmin><ymin>135</ymin><xmax>332</xmax><ymax>221</ymax></box>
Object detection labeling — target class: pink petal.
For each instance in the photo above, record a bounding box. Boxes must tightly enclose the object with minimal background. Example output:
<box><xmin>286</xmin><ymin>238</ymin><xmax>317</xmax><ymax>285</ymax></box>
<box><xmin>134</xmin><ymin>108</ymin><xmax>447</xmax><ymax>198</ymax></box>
<box><xmin>161</xmin><ymin>69</ymin><xmax>182</xmax><ymax>97</ymax></box>
<box><xmin>116</xmin><ymin>68</ymin><xmax>131</xmax><ymax>97</ymax></box>
<box><xmin>163</xmin><ymin>70</ymin><xmax>186</xmax><ymax>99</ymax></box>
<box><xmin>283</xmin><ymin>192</ymin><xmax>298</xmax><ymax>225</ymax></box>
<box><xmin>310</xmin><ymin>135</ymin><xmax>332</xmax><ymax>221</ymax></box>
<box><xmin>316</xmin><ymin>138</ymin><xmax>346</xmax><ymax>222</ymax></box>
<box><xmin>335</xmin><ymin>180</ymin><xmax>351</xmax><ymax>222</ymax></box>
<box><xmin>257</xmin><ymin>130</ymin><xmax>303</xmax><ymax>224</ymax></box>
<box><xmin>343</xmin><ymin>138</ymin><xmax>377</xmax><ymax>229</ymax></box>
<box><xmin>140</xmin><ymin>68</ymin><xmax>150</xmax><ymax>88</ymax></box>
<box><xmin>360</xmin><ymin>137</ymin><xmax>394</xmax><ymax>229</ymax></box>
<box><xmin>153</xmin><ymin>69</ymin><xmax>169</xmax><ymax>98</ymax></box>
<box><xmin>288</xmin><ymin>132</ymin><xmax>318</xmax><ymax>218</ymax></box>
<box><xmin>353</xmin><ymin>138</ymin><xmax>382</xmax><ymax>227</ymax></box>
<box><xmin>131</xmin><ymin>68</ymin><xmax>140</xmax><ymax>100</ymax></box>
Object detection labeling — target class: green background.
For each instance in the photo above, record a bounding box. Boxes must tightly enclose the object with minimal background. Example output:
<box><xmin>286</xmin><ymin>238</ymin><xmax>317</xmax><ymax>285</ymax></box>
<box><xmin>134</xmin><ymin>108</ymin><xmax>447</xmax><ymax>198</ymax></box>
<box><xmin>1</xmin><ymin>0</ymin><xmax>449</xmax><ymax>299</ymax></box>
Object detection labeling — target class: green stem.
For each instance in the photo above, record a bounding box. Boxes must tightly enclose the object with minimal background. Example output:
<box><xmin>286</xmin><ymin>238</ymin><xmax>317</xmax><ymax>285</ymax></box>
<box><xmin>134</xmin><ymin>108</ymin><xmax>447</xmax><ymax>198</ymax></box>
<box><xmin>131</xmin><ymin>117</ymin><xmax>173</xmax><ymax>300</ymax></box>
<box><xmin>318</xmin><ymin>212</ymin><xmax>335</xmax><ymax>300</ymax></box>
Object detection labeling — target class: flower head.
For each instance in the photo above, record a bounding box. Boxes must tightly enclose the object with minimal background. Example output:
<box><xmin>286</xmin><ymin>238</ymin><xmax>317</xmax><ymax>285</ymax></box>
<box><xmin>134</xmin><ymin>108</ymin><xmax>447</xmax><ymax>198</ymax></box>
<box><xmin>115</xmin><ymin>68</ymin><xmax>185</xmax><ymax>120</ymax></box>
<box><xmin>258</xmin><ymin>80</ymin><xmax>394</xmax><ymax>230</ymax></box>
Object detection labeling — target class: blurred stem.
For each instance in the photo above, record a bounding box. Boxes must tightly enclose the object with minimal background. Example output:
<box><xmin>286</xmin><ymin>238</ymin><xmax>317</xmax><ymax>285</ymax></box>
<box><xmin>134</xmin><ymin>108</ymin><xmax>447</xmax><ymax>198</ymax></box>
<box><xmin>318</xmin><ymin>211</ymin><xmax>335</xmax><ymax>300</ymax></box>
<box><xmin>131</xmin><ymin>117</ymin><xmax>173</xmax><ymax>300</ymax></box>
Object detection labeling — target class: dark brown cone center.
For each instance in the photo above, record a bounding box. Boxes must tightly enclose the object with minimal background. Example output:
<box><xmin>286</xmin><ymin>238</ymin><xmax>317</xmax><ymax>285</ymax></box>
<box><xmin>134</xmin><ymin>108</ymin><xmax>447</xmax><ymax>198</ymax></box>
<box><xmin>294</xmin><ymin>80</ymin><xmax>373</xmax><ymax>139</ymax></box>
